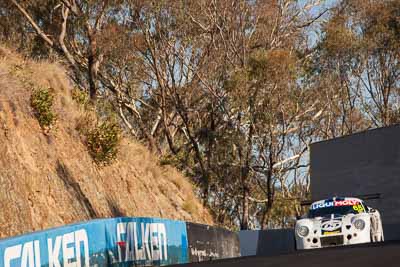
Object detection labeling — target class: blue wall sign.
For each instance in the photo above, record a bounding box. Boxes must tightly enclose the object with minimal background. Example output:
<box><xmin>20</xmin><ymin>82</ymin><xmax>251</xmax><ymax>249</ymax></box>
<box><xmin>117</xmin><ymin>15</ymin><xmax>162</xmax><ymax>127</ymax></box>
<box><xmin>0</xmin><ymin>217</ymin><xmax>188</xmax><ymax>267</ymax></box>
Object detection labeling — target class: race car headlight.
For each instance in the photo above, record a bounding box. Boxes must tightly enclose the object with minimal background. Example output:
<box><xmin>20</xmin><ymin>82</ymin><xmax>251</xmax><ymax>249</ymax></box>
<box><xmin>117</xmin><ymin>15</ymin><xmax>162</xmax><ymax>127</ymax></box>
<box><xmin>353</xmin><ymin>219</ymin><xmax>366</xmax><ymax>230</ymax></box>
<box><xmin>296</xmin><ymin>226</ymin><xmax>309</xmax><ymax>237</ymax></box>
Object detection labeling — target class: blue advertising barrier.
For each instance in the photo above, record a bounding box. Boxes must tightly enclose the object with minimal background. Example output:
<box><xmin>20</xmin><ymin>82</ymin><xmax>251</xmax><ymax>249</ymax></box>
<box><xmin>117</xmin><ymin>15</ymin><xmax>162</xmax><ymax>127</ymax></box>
<box><xmin>0</xmin><ymin>217</ymin><xmax>189</xmax><ymax>267</ymax></box>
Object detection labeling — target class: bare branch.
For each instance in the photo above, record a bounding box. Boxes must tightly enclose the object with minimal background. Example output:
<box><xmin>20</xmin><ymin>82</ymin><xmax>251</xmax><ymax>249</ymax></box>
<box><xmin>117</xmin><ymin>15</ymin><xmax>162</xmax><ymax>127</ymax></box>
<box><xmin>11</xmin><ymin>0</ymin><xmax>54</xmax><ymax>46</ymax></box>
<box><xmin>59</xmin><ymin>5</ymin><xmax>79</xmax><ymax>69</ymax></box>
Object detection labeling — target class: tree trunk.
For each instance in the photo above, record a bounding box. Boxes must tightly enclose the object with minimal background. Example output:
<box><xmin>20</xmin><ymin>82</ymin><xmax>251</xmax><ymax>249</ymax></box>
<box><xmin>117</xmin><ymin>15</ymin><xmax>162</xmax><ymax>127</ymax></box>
<box><xmin>241</xmin><ymin>184</ymin><xmax>250</xmax><ymax>230</ymax></box>
<box><xmin>88</xmin><ymin>32</ymin><xmax>98</xmax><ymax>100</ymax></box>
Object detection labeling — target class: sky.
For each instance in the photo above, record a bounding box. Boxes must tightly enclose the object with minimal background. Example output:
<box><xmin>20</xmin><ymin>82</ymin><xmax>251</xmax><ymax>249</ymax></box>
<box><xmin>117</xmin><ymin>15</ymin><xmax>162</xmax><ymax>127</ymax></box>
<box><xmin>300</xmin><ymin>0</ymin><xmax>340</xmax><ymax>47</ymax></box>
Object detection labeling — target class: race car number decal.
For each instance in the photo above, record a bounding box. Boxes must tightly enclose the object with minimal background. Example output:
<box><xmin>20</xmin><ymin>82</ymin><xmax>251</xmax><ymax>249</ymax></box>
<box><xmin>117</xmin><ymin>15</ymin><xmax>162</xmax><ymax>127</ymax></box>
<box><xmin>353</xmin><ymin>204</ymin><xmax>365</xmax><ymax>213</ymax></box>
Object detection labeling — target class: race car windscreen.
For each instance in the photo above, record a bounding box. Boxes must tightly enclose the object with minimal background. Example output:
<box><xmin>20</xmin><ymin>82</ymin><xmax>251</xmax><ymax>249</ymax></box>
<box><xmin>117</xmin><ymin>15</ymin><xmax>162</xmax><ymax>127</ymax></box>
<box><xmin>308</xmin><ymin>200</ymin><xmax>365</xmax><ymax>218</ymax></box>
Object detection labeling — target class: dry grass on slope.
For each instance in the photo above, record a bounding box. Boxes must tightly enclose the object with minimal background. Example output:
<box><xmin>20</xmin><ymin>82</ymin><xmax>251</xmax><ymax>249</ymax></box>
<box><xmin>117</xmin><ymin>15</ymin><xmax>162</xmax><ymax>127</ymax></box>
<box><xmin>0</xmin><ymin>46</ymin><xmax>212</xmax><ymax>238</ymax></box>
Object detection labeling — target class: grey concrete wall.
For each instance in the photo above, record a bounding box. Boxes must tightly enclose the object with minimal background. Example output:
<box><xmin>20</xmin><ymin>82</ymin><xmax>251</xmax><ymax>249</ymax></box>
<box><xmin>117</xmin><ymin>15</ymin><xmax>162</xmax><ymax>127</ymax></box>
<box><xmin>186</xmin><ymin>223</ymin><xmax>240</xmax><ymax>262</ymax></box>
<box><xmin>239</xmin><ymin>229</ymin><xmax>295</xmax><ymax>257</ymax></box>
<box><xmin>310</xmin><ymin>124</ymin><xmax>400</xmax><ymax>240</ymax></box>
<box><xmin>238</xmin><ymin>230</ymin><xmax>259</xmax><ymax>256</ymax></box>
<box><xmin>256</xmin><ymin>229</ymin><xmax>295</xmax><ymax>256</ymax></box>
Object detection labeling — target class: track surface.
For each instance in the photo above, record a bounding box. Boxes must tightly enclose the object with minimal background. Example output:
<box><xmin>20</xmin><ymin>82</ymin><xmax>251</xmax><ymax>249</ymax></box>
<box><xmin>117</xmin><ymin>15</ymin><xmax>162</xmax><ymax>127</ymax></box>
<box><xmin>174</xmin><ymin>241</ymin><xmax>400</xmax><ymax>267</ymax></box>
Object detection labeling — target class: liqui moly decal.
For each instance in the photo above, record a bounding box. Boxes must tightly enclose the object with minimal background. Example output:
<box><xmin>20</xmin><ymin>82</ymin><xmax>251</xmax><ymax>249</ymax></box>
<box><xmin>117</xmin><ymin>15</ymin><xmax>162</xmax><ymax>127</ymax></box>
<box><xmin>311</xmin><ymin>199</ymin><xmax>361</xmax><ymax>210</ymax></box>
<box><xmin>3</xmin><ymin>229</ymin><xmax>89</xmax><ymax>267</ymax></box>
<box><xmin>334</xmin><ymin>199</ymin><xmax>360</xmax><ymax>206</ymax></box>
<box><xmin>311</xmin><ymin>201</ymin><xmax>334</xmax><ymax>210</ymax></box>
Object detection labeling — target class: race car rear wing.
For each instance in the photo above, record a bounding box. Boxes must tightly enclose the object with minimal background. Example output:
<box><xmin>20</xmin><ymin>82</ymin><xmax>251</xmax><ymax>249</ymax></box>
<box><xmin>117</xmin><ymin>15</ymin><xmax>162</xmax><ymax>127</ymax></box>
<box><xmin>300</xmin><ymin>193</ymin><xmax>381</xmax><ymax>206</ymax></box>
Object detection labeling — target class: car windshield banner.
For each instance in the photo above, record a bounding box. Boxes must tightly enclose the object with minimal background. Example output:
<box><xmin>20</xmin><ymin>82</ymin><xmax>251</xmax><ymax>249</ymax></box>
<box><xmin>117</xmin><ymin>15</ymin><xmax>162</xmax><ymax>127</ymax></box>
<box><xmin>311</xmin><ymin>199</ymin><xmax>361</xmax><ymax>210</ymax></box>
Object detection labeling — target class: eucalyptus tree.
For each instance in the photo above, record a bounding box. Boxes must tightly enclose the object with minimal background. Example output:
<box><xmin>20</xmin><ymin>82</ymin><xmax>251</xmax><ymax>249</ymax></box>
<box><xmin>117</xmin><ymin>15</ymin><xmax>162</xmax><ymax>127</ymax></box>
<box><xmin>7</xmin><ymin>0</ymin><xmax>330</xmax><ymax>230</ymax></box>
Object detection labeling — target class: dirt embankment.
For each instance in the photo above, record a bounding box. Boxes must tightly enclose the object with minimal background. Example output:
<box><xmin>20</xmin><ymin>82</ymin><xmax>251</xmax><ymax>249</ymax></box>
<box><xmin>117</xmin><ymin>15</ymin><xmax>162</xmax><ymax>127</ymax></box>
<box><xmin>0</xmin><ymin>47</ymin><xmax>212</xmax><ymax>238</ymax></box>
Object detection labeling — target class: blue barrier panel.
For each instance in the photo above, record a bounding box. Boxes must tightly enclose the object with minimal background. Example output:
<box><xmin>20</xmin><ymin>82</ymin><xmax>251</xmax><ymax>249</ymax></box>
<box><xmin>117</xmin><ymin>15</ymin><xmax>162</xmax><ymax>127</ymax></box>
<box><xmin>0</xmin><ymin>217</ymin><xmax>189</xmax><ymax>267</ymax></box>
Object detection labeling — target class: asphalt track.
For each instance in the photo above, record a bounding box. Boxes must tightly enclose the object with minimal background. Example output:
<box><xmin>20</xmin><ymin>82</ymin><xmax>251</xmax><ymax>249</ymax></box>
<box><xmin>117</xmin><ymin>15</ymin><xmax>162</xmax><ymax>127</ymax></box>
<box><xmin>174</xmin><ymin>241</ymin><xmax>400</xmax><ymax>267</ymax></box>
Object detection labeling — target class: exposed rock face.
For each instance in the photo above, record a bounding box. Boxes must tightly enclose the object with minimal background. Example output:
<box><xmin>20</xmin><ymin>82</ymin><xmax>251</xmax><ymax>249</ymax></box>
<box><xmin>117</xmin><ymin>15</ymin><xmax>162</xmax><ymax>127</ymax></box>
<box><xmin>0</xmin><ymin>47</ymin><xmax>212</xmax><ymax>238</ymax></box>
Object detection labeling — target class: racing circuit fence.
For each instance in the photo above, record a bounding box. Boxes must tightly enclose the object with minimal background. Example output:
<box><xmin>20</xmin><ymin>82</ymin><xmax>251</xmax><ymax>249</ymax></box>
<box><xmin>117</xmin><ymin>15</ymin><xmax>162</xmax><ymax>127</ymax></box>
<box><xmin>0</xmin><ymin>217</ymin><xmax>240</xmax><ymax>267</ymax></box>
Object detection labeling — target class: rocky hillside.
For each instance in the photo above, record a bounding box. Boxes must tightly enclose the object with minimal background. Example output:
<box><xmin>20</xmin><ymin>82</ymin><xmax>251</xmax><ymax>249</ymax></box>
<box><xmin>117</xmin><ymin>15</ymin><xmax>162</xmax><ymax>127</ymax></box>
<box><xmin>0</xmin><ymin>47</ymin><xmax>212</xmax><ymax>239</ymax></box>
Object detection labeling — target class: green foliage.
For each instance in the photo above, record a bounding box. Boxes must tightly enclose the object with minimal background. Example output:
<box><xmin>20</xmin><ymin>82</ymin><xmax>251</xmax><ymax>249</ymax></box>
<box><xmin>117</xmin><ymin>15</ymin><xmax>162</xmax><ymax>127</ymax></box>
<box><xmin>86</xmin><ymin>119</ymin><xmax>121</xmax><ymax>165</ymax></box>
<box><xmin>74</xmin><ymin>97</ymin><xmax>121</xmax><ymax>165</ymax></box>
<box><xmin>30</xmin><ymin>87</ymin><xmax>56</xmax><ymax>130</ymax></box>
<box><xmin>248</xmin><ymin>50</ymin><xmax>269</xmax><ymax>80</ymax></box>
<box><xmin>71</xmin><ymin>88</ymin><xmax>89</xmax><ymax>107</ymax></box>
<box><xmin>321</xmin><ymin>16</ymin><xmax>359</xmax><ymax>61</ymax></box>
<box><xmin>249</xmin><ymin>49</ymin><xmax>297</xmax><ymax>82</ymax></box>
<box><xmin>160</xmin><ymin>149</ymin><xmax>196</xmax><ymax>177</ymax></box>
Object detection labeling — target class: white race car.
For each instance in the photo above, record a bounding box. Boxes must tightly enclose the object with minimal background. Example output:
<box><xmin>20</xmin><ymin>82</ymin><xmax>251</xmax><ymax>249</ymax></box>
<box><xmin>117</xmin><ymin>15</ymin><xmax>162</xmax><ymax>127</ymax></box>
<box><xmin>295</xmin><ymin>197</ymin><xmax>384</xmax><ymax>250</ymax></box>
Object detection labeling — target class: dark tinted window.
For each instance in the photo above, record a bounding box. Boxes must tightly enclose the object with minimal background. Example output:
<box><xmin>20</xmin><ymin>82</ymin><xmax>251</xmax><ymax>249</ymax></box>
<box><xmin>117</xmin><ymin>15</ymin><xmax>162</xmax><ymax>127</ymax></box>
<box><xmin>308</xmin><ymin>202</ymin><xmax>365</xmax><ymax>218</ymax></box>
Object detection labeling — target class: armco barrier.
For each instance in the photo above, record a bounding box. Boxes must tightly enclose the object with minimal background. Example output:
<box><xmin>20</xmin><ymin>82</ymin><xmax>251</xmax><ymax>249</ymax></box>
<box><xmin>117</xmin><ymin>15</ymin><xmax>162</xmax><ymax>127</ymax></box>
<box><xmin>186</xmin><ymin>223</ymin><xmax>240</xmax><ymax>262</ymax></box>
<box><xmin>0</xmin><ymin>217</ymin><xmax>188</xmax><ymax>267</ymax></box>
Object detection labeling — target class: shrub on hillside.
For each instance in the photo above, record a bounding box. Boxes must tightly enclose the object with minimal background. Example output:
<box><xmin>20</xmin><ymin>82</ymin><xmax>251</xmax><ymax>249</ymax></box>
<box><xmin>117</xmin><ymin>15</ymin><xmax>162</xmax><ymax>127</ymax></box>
<box><xmin>30</xmin><ymin>87</ymin><xmax>56</xmax><ymax>130</ymax></box>
<box><xmin>86</xmin><ymin>119</ymin><xmax>121</xmax><ymax>165</ymax></box>
<box><xmin>71</xmin><ymin>88</ymin><xmax>89</xmax><ymax>107</ymax></box>
<box><xmin>160</xmin><ymin>149</ymin><xmax>195</xmax><ymax>177</ymax></box>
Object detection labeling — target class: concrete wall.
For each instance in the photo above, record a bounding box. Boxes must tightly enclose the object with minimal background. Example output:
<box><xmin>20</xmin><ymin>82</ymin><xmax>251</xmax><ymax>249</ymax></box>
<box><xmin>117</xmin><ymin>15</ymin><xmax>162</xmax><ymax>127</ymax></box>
<box><xmin>238</xmin><ymin>231</ymin><xmax>259</xmax><ymax>256</ymax></box>
<box><xmin>256</xmin><ymin>229</ymin><xmax>295</xmax><ymax>256</ymax></box>
<box><xmin>239</xmin><ymin>229</ymin><xmax>295</xmax><ymax>257</ymax></box>
<box><xmin>186</xmin><ymin>223</ymin><xmax>240</xmax><ymax>262</ymax></box>
<box><xmin>310</xmin><ymin>125</ymin><xmax>400</xmax><ymax>240</ymax></box>
<box><xmin>0</xmin><ymin>218</ymin><xmax>241</xmax><ymax>267</ymax></box>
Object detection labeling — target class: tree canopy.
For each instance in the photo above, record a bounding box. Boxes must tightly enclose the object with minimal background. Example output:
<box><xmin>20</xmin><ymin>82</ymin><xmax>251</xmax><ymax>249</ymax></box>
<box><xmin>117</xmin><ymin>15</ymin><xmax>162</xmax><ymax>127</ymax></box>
<box><xmin>2</xmin><ymin>0</ymin><xmax>399</xmax><ymax>230</ymax></box>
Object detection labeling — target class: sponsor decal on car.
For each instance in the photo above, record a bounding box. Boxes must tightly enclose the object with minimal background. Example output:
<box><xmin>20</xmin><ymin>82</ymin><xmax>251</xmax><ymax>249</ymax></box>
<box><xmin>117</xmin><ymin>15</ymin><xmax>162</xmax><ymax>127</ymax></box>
<box><xmin>310</xmin><ymin>201</ymin><xmax>334</xmax><ymax>210</ymax></box>
<box><xmin>334</xmin><ymin>199</ymin><xmax>360</xmax><ymax>206</ymax></box>
<box><xmin>310</xmin><ymin>199</ymin><xmax>361</xmax><ymax>210</ymax></box>
<box><xmin>352</xmin><ymin>204</ymin><xmax>365</xmax><ymax>213</ymax></box>
<box><xmin>321</xmin><ymin>220</ymin><xmax>342</xmax><ymax>231</ymax></box>
<box><xmin>322</xmin><ymin>231</ymin><xmax>341</xmax><ymax>235</ymax></box>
